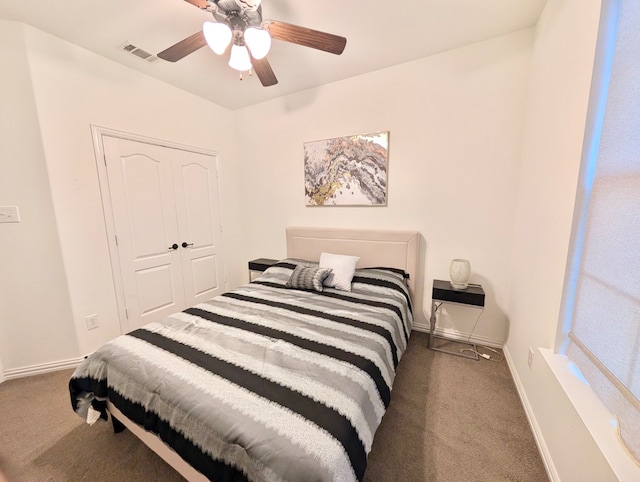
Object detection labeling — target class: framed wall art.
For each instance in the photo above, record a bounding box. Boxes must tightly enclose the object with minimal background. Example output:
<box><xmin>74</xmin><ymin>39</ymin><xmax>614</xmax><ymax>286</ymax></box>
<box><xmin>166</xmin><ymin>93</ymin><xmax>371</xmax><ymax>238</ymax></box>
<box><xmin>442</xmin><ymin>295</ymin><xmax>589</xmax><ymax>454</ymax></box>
<box><xmin>304</xmin><ymin>131</ymin><xmax>389</xmax><ymax>206</ymax></box>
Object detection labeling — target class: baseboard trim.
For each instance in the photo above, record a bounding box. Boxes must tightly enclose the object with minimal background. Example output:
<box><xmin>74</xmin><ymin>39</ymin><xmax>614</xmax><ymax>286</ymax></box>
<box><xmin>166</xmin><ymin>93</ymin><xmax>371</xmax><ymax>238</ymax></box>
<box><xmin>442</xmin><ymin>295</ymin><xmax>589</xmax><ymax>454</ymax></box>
<box><xmin>412</xmin><ymin>321</ymin><xmax>504</xmax><ymax>348</ymax></box>
<box><xmin>2</xmin><ymin>357</ymin><xmax>85</xmax><ymax>381</ymax></box>
<box><xmin>503</xmin><ymin>346</ymin><xmax>558</xmax><ymax>482</ymax></box>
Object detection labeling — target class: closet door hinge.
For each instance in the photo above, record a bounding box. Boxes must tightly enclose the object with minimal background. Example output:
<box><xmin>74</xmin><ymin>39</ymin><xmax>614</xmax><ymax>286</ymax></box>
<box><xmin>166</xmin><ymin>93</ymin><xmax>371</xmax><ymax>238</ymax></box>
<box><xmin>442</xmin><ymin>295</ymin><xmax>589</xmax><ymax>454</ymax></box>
<box><xmin>124</xmin><ymin>308</ymin><xmax>129</xmax><ymax>319</ymax></box>
<box><xmin>114</xmin><ymin>235</ymin><xmax>119</xmax><ymax>246</ymax></box>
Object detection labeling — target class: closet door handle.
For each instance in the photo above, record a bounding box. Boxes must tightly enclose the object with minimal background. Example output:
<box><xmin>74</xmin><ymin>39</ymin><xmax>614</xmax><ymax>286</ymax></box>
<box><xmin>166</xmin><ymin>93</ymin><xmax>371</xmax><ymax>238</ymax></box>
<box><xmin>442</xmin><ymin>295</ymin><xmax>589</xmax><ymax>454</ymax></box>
<box><xmin>168</xmin><ymin>243</ymin><xmax>179</xmax><ymax>250</ymax></box>
<box><xmin>182</xmin><ymin>242</ymin><xmax>194</xmax><ymax>248</ymax></box>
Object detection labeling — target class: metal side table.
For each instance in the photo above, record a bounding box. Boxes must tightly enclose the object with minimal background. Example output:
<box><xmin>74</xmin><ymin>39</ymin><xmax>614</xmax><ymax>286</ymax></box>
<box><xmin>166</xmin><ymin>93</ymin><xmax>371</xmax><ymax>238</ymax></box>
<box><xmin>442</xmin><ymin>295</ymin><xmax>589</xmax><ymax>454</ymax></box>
<box><xmin>429</xmin><ymin>279</ymin><xmax>485</xmax><ymax>360</ymax></box>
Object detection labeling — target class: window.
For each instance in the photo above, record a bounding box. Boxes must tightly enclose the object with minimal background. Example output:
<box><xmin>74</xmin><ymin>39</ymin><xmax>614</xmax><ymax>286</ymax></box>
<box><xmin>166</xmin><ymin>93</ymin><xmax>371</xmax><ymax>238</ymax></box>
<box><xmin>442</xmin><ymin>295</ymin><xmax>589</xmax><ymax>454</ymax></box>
<box><xmin>561</xmin><ymin>0</ymin><xmax>640</xmax><ymax>462</ymax></box>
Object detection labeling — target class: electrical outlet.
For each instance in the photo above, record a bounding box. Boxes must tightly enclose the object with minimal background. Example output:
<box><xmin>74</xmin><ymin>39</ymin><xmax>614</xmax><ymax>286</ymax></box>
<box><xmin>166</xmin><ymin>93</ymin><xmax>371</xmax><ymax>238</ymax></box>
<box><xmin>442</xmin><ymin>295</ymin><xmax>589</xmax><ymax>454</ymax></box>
<box><xmin>85</xmin><ymin>314</ymin><xmax>99</xmax><ymax>331</ymax></box>
<box><xmin>528</xmin><ymin>347</ymin><xmax>534</xmax><ymax>368</ymax></box>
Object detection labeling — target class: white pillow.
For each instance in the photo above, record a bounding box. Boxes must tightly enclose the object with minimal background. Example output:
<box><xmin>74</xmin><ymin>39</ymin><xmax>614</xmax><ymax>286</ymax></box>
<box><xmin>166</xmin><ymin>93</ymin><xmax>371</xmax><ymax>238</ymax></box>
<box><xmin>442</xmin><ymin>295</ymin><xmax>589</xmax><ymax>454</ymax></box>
<box><xmin>319</xmin><ymin>252</ymin><xmax>360</xmax><ymax>291</ymax></box>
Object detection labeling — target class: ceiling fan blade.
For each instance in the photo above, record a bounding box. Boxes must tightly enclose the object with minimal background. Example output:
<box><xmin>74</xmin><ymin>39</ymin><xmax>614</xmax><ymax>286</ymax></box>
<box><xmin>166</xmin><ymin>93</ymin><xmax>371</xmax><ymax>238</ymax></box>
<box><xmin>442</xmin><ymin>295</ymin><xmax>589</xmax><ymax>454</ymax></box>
<box><xmin>183</xmin><ymin>0</ymin><xmax>208</xmax><ymax>9</ymax></box>
<box><xmin>251</xmin><ymin>56</ymin><xmax>278</xmax><ymax>87</ymax></box>
<box><xmin>263</xmin><ymin>20</ymin><xmax>347</xmax><ymax>55</ymax></box>
<box><xmin>158</xmin><ymin>31</ymin><xmax>207</xmax><ymax>62</ymax></box>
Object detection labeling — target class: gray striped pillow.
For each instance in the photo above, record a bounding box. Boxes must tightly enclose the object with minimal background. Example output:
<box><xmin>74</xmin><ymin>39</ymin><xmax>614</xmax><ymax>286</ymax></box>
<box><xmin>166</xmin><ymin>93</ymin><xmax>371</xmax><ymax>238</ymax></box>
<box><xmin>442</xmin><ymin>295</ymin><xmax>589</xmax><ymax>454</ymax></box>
<box><xmin>286</xmin><ymin>266</ymin><xmax>333</xmax><ymax>292</ymax></box>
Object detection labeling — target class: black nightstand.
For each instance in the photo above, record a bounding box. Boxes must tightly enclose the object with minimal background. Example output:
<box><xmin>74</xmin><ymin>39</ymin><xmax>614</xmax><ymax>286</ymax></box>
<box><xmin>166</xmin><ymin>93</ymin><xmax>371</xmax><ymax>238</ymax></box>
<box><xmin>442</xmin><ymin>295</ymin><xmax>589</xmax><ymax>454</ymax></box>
<box><xmin>429</xmin><ymin>279</ymin><xmax>485</xmax><ymax>360</ymax></box>
<box><xmin>248</xmin><ymin>258</ymin><xmax>278</xmax><ymax>281</ymax></box>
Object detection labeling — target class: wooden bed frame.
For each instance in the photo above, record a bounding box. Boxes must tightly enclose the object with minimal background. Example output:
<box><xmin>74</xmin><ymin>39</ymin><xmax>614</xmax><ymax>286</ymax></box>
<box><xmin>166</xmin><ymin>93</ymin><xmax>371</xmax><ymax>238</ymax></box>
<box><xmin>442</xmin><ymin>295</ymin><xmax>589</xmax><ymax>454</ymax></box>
<box><xmin>107</xmin><ymin>226</ymin><xmax>420</xmax><ymax>481</ymax></box>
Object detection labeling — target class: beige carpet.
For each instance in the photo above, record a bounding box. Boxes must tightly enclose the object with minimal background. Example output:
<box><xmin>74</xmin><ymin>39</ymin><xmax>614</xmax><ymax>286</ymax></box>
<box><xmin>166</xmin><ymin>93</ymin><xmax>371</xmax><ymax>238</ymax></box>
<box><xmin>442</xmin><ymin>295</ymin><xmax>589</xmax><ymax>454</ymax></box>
<box><xmin>0</xmin><ymin>332</ymin><xmax>548</xmax><ymax>481</ymax></box>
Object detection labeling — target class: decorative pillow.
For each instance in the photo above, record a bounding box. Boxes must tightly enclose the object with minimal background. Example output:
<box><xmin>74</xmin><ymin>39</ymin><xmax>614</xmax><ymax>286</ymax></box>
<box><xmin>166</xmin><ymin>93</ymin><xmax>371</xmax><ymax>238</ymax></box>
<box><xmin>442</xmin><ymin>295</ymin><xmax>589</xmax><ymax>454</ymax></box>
<box><xmin>319</xmin><ymin>252</ymin><xmax>360</xmax><ymax>291</ymax></box>
<box><xmin>285</xmin><ymin>265</ymin><xmax>333</xmax><ymax>292</ymax></box>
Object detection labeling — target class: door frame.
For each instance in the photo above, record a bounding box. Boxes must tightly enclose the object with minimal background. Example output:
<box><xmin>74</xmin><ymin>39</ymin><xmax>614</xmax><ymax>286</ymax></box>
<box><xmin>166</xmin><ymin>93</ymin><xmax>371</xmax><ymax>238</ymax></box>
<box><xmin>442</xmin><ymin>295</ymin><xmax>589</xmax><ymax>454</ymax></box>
<box><xmin>91</xmin><ymin>125</ymin><xmax>227</xmax><ymax>334</ymax></box>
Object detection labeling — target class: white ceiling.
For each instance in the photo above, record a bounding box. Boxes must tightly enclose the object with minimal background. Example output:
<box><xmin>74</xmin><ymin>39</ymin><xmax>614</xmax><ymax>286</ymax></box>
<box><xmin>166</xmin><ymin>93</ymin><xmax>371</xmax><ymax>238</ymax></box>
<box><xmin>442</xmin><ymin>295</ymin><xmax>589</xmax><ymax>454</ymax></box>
<box><xmin>0</xmin><ymin>0</ymin><xmax>547</xmax><ymax>110</ymax></box>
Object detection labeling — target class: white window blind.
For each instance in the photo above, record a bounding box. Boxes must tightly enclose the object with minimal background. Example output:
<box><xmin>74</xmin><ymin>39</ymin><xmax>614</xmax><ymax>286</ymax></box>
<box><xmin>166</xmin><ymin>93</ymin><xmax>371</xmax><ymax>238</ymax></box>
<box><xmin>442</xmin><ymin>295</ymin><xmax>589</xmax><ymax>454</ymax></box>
<box><xmin>566</xmin><ymin>0</ymin><xmax>640</xmax><ymax>462</ymax></box>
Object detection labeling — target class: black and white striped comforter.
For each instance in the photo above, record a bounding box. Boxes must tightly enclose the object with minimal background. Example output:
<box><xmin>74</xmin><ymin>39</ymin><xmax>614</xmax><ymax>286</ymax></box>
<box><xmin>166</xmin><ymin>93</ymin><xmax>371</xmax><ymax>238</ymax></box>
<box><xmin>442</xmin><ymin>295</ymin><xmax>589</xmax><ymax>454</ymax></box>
<box><xmin>69</xmin><ymin>259</ymin><xmax>413</xmax><ymax>482</ymax></box>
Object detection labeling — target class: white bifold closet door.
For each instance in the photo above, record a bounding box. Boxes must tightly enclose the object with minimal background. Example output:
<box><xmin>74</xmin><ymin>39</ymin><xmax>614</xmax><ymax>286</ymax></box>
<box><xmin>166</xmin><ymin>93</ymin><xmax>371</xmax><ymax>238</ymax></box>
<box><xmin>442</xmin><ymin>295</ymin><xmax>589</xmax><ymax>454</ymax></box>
<box><xmin>103</xmin><ymin>136</ymin><xmax>225</xmax><ymax>333</ymax></box>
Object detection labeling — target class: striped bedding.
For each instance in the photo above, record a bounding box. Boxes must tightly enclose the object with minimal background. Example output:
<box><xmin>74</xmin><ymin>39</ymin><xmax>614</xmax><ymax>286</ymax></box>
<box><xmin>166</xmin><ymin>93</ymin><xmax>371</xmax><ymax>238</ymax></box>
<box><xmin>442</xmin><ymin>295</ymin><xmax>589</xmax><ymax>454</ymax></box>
<box><xmin>69</xmin><ymin>259</ymin><xmax>413</xmax><ymax>482</ymax></box>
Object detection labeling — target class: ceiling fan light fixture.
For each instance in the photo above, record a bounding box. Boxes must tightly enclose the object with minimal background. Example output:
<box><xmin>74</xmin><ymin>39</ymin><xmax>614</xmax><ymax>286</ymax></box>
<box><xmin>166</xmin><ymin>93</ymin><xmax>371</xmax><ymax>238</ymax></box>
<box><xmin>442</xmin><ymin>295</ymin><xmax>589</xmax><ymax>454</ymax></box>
<box><xmin>244</xmin><ymin>27</ymin><xmax>271</xmax><ymax>60</ymax></box>
<box><xmin>203</xmin><ymin>21</ymin><xmax>232</xmax><ymax>55</ymax></box>
<box><xmin>228</xmin><ymin>44</ymin><xmax>252</xmax><ymax>72</ymax></box>
<box><xmin>161</xmin><ymin>0</ymin><xmax>347</xmax><ymax>88</ymax></box>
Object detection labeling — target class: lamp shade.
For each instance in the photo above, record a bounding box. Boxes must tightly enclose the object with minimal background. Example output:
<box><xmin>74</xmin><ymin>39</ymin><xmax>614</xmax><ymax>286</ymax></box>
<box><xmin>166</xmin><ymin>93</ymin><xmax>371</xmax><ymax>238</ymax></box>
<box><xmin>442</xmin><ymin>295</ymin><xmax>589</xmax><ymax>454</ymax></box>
<box><xmin>228</xmin><ymin>44</ymin><xmax>252</xmax><ymax>71</ymax></box>
<box><xmin>203</xmin><ymin>21</ymin><xmax>232</xmax><ymax>55</ymax></box>
<box><xmin>244</xmin><ymin>27</ymin><xmax>271</xmax><ymax>59</ymax></box>
<box><xmin>449</xmin><ymin>259</ymin><xmax>471</xmax><ymax>290</ymax></box>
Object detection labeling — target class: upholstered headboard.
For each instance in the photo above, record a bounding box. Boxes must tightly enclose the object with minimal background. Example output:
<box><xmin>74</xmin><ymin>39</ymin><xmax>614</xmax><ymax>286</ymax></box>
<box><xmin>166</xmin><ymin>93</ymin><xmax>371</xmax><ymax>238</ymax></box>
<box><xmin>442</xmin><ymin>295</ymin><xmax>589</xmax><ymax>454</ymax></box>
<box><xmin>286</xmin><ymin>227</ymin><xmax>420</xmax><ymax>299</ymax></box>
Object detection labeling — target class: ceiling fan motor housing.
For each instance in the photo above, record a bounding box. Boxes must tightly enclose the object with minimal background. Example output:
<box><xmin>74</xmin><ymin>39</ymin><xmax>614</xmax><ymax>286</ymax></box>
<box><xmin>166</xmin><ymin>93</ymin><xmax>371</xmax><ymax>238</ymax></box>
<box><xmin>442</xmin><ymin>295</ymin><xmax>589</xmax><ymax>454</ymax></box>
<box><xmin>213</xmin><ymin>0</ymin><xmax>263</xmax><ymax>30</ymax></box>
<box><xmin>233</xmin><ymin>0</ymin><xmax>261</xmax><ymax>11</ymax></box>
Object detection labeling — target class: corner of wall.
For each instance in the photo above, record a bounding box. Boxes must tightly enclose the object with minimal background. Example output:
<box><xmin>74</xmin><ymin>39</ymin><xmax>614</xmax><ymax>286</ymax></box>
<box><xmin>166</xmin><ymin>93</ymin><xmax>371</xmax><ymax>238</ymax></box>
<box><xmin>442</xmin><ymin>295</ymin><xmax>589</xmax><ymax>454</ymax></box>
<box><xmin>0</xmin><ymin>20</ymin><xmax>80</xmax><ymax>371</ymax></box>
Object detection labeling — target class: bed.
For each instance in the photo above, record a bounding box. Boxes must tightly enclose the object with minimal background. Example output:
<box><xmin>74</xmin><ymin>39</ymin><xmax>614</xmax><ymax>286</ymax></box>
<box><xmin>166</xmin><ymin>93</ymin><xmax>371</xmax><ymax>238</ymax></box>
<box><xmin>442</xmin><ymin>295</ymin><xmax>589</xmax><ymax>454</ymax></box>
<box><xmin>69</xmin><ymin>227</ymin><xmax>419</xmax><ymax>481</ymax></box>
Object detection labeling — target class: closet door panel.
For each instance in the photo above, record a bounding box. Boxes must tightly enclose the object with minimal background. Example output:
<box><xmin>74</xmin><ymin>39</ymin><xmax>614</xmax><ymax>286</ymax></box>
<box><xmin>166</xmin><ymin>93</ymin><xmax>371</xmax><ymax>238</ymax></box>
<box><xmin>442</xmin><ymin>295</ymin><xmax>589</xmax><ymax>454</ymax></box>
<box><xmin>104</xmin><ymin>136</ymin><xmax>186</xmax><ymax>332</ymax></box>
<box><xmin>190</xmin><ymin>255</ymin><xmax>219</xmax><ymax>297</ymax></box>
<box><xmin>172</xmin><ymin>149</ymin><xmax>225</xmax><ymax>306</ymax></box>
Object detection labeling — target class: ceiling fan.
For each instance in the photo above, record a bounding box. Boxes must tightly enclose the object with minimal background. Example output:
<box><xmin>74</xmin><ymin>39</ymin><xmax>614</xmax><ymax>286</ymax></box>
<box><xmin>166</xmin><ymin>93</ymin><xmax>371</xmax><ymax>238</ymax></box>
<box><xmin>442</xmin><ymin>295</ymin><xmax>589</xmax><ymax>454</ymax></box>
<box><xmin>158</xmin><ymin>0</ymin><xmax>347</xmax><ymax>87</ymax></box>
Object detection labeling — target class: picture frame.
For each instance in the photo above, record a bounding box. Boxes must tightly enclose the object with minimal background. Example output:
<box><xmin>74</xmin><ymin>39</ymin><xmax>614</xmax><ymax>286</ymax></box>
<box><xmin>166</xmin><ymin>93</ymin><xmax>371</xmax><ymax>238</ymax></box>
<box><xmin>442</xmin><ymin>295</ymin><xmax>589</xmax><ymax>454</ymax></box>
<box><xmin>304</xmin><ymin>131</ymin><xmax>389</xmax><ymax>206</ymax></box>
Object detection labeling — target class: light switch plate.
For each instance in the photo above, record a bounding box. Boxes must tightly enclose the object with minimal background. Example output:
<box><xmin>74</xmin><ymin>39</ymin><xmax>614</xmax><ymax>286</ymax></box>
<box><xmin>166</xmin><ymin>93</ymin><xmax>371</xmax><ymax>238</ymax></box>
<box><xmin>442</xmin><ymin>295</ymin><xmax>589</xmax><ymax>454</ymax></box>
<box><xmin>0</xmin><ymin>206</ymin><xmax>20</xmax><ymax>223</ymax></box>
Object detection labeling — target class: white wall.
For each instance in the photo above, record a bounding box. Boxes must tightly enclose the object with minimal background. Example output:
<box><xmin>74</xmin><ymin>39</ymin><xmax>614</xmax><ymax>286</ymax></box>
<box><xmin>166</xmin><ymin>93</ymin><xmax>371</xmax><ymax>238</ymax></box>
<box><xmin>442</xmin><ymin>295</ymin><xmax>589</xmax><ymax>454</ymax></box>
<box><xmin>0</xmin><ymin>22</ymin><xmax>79</xmax><ymax>371</ymax></box>
<box><xmin>0</xmin><ymin>21</ymin><xmax>242</xmax><ymax>371</ymax></box>
<box><xmin>505</xmin><ymin>0</ymin><xmax>622</xmax><ymax>480</ymax></box>
<box><xmin>235</xmin><ymin>29</ymin><xmax>534</xmax><ymax>342</ymax></box>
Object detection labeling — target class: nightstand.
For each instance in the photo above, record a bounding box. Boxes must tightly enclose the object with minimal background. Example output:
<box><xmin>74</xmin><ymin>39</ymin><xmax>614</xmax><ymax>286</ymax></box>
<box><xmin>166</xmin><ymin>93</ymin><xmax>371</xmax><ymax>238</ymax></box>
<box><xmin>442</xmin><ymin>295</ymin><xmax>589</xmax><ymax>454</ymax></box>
<box><xmin>248</xmin><ymin>258</ymin><xmax>278</xmax><ymax>281</ymax></box>
<box><xmin>429</xmin><ymin>279</ymin><xmax>485</xmax><ymax>360</ymax></box>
